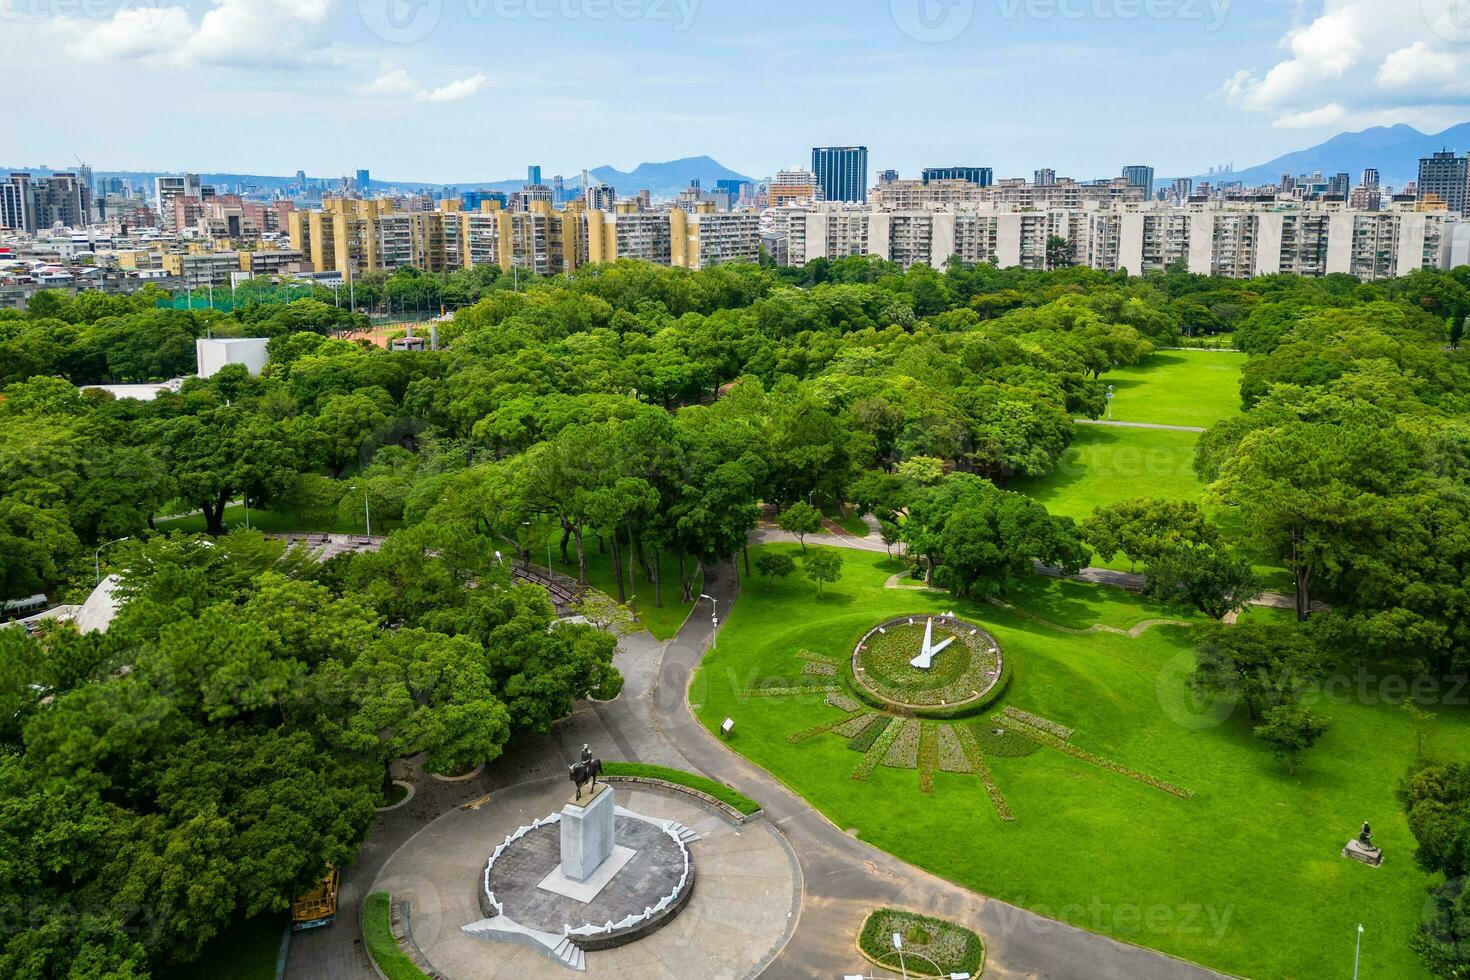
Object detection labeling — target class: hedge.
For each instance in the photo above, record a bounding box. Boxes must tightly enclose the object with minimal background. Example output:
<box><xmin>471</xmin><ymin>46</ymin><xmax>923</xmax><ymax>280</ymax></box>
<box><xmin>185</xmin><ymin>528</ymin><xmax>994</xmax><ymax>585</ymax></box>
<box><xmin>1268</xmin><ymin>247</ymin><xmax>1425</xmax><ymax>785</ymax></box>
<box><xmin>362</xmin><ymin>892</ymin><xmax>430</xmax><ymax>980</ymax></box>
<box><xmin>600</xmin><ymin>763</ymin><xmax>762</xmax><ymax>815</ymax></box>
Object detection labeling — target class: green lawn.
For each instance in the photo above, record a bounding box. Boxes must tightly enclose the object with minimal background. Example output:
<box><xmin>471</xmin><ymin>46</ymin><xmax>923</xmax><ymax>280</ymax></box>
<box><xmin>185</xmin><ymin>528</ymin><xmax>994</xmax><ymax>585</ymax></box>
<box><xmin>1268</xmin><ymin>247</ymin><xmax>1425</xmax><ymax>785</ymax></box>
<box><xmin>694</xmin><ymin>545</ymin><xmax>1460</xmax><ymax>979</ymax></box>
<box><xmin>1010</xmin><ymin>425</ymin><xmax>1205</xmax><ymax>525</ymax></box>
<box><xmin>1102</xmin><ymin>351</ymin><xmax>1246</xmax><ymax>429</ymax></box>
<box><xmin>158</xmin><ymin>914</ymin><xmax>283</xmax><ymax>980</ymax></box>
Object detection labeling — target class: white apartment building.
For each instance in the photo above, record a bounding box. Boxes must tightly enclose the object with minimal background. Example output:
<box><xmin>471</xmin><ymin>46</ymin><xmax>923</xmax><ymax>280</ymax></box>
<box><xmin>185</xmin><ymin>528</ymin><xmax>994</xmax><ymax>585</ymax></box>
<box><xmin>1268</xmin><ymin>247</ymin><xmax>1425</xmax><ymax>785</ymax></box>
<box><xmin>769</xmin><ymin>201</ymin><xmax>1466</xmax><ymax>281</ymax></box>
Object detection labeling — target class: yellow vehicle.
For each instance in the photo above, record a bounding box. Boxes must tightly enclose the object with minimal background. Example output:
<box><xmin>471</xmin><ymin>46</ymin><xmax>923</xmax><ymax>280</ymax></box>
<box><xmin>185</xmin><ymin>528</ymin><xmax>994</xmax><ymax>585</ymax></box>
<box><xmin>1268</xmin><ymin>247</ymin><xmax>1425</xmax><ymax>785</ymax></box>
<box><xmin>290</xmin><ymin>868</ymin><xmax>339</xmax><ymax>931</ymax></box>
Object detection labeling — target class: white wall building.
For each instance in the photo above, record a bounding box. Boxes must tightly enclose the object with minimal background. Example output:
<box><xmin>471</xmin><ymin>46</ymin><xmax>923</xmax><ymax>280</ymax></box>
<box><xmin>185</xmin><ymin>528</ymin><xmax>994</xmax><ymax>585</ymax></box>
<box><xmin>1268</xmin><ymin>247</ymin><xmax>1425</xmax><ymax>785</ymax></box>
<box><xmin>196</xmin><ymin>337</ymin><xmax>269</xmax><ymax>378</ymax></box>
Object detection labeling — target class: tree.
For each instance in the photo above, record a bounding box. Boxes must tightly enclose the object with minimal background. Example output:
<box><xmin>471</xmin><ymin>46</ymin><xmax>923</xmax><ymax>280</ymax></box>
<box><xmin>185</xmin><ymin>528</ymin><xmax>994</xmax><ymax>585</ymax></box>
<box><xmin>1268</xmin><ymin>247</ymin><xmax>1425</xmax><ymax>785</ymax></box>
<box><xmin>1191</xmin><ymin>620</ymin><xmax>1321</xmax><ymax>721</ymax></box>
<box><xmin>801</xmin><ymin>549</ymin><xmax>843</xmax><ymax>597</ymax></box>
<box><xmin>155</xmin><ymin>408</ymin><xmax>302</xmax><ymax>535</ymax></box>
<box><xmin>1084</xmin><ymin>498</ymin><xmax>1219</xmax><ymax>573</ymax></box>
<box><xmin>754</xmin><ymin>552</ymin><xmax>797</xmax><ymax>590</ymax></box>
<box><xmin>1254</xmin><ymin>703</ymin><xmax>1328</xmax><ymax>775</ymax></box>
<box><xmin>1399</xmin><ymin>763</ymin><xmax>1470</xmax><ymax>977</ymax></box>
<box><xmin>1045</xmin><ymin>235</ymin><xmax>1074</xmax><ymax>271</ymax></box>
<box><xmin>575</xmin><ymin>592</ymin><xmax>638</xmax><ymax>637</ymax></box>
<box><xmin>1142</xmin><ymin>544</ymin><xmax>1261</xmax><ymax>620</ymax></box>
<box><xmin>880</xmin><ymin>519</ymin><xmax>902</xmax><ymax>558</ymax></box>
<box><xmin>778</xmin><ymin>501</ymin><xmax>823</xmax><ymax>553</ymax></box>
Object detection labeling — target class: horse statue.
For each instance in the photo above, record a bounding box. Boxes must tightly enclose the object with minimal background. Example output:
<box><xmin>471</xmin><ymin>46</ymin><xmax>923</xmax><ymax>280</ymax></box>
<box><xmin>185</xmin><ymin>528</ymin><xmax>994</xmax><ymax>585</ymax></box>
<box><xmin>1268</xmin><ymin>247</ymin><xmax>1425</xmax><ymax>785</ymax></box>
<box><xmin>569</xmin><ymin>743</ymin><xmax>602</xmax><ymax>802</ymax></box>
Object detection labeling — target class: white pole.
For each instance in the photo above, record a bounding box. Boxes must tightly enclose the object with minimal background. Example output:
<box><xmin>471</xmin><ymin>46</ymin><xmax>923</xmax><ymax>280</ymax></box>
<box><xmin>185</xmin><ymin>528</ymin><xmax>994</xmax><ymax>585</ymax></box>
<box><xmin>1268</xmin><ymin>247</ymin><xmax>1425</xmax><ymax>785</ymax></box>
<box><xmin>1353</xmin><ymin>924</ymin><xmax>1364</xmax><ymax>980</ymax></box>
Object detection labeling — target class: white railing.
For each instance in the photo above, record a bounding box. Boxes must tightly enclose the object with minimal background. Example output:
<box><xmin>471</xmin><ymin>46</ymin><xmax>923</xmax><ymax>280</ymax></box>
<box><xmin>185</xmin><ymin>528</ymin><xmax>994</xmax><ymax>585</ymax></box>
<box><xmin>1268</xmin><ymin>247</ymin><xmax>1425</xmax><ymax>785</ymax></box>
<box><xmin>482</xmin><ymin>813</ymin><xmax>562</xmax><ymax>917</ymax></box>
<box><xmin>563</xmin><ymin>822</ymin><xmax>691</xmax><ymax>938</ymax></box>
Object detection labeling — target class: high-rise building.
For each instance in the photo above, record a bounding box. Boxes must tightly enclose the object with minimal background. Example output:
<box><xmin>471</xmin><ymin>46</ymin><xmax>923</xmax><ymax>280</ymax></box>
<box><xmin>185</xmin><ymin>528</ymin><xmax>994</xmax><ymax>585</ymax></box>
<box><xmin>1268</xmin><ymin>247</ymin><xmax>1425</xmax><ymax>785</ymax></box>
<box><xmin>1</xmin><ymin>173</ymin><xmax>36</xmax><ymax>232</ymax></box>
<box><xmin>1362</xmin><ymin>168</ymin><xmax>1381</xmax><ymax>188</ymax></box>
<box><xmin>1171</xmin><ymin>177</ymin><xmax>1195</xmax><ymax>201</ymax></box>
<box><xmin>1034</xmin><ymin>168</ymin><xmax>1057</xmax><ymax>186</ymax></box>
<box><xmin>1121</xmin><ymin>165</ymin><xmax>1155</xmax><ymax>199</ymax></box>
<box><xmin>1329</xmin><ymin>172</ymin><xmax>1351</xmax><ymax>197</ymax></box>
<box><xmin>155</xmin><ymin>174</ymin><xmax>202</xmax><ymax>228</ymax></box>
<box><xmin>812</xmin><ymin>146</ymin><xmax>868</xmax><ymax>203</ymax></box>
<box><xmin>922</xmin><ymin>167</ymin><xmax>994</xmax><ymax>187</ymax></box>
<box><xmin>356</xmin><ymin>169</ymin><xmax>371</xmax><ymax>193</ymax></box>
<box><xmin>586</xmin><ymin>183</ymin><xmax>616</xmax><ymax>212</ymax></box>
<box><xmin>771</xmin><ymin>168</ymin><xmax>821</xmax><ymax>207</ymax></box>
<box><xmin>527</xmin><ymin>165</ymin><xmax>543</xmax><ymax>186</ymax></box>
<box><xmin>877</xmin><ymin>169</ymin><xmax>900</xmax><ymax>185</ymax></box>
<box><xmin>1418</xmin><ymin>151</ymin><xmax>1469</xmax><ymax>214</ymax></box>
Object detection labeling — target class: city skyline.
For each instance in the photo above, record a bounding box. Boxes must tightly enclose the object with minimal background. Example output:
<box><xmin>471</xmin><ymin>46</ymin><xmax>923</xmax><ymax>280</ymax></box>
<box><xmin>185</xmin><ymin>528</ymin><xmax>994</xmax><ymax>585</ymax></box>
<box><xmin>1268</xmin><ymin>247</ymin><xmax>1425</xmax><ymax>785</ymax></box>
<box><xmin>8</xmin><ymin>0</ymin><xmax>1470</xmax><ymax>183</ymax></box>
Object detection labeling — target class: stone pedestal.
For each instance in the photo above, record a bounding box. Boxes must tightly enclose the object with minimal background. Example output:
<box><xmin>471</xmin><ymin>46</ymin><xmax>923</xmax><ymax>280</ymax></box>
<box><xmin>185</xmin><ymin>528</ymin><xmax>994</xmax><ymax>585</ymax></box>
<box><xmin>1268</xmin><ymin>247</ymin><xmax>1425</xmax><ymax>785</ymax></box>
<box><xmin>561</xmin><ymin>783</ymin><xmax>615</xmax><ymax>882</ymax></box>
<box><xmin>1342</xmin><ymin>839</ymin><xmax>1384</xmax><ymax>867</ymax></box>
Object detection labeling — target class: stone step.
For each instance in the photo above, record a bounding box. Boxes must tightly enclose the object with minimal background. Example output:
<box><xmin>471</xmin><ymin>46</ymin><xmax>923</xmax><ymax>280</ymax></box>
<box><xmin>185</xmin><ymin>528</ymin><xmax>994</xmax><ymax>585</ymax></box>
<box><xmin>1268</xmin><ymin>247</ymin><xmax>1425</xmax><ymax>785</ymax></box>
<box><xmin>553</xmin><ymin>938</ymin><xmax>586</xmax><ymax>971</ymax></box>
<box><xmin>671</xmin><ymin>822</ymin><xmax>701</xmax><ymax>844</ymax></box>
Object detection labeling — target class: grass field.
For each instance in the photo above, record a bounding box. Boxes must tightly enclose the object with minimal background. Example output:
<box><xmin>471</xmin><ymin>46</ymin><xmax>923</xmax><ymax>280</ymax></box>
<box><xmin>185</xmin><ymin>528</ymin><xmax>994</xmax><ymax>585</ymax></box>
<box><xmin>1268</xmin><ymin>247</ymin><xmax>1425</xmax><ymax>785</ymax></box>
<box><xmin>1011</xmin><ymin>425</ymin><xmax>1205</xmax><ymax>524</ymax></box>
<box><xmin>694</xmin><ymin>545</ymin><xmax>1458</xmax><ymax>979</ymax></box>
<box><xmin>153</xmin><ymin>504</ymin><xmax>401</xmax><ymax>537</ymax></box>
<box><xmin>1102</xmin><ymin>351</ymin><xmax>1246</xmax><ymax>428</ymax></box>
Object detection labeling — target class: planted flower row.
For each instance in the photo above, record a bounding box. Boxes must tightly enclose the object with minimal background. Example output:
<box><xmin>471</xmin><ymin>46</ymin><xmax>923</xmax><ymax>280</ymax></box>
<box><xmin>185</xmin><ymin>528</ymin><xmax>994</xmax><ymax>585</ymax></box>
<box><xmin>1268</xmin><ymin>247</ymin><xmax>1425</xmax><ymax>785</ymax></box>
<box><xmin>787</xmin><ymin>709</ymin><xmax>869</xmax><ymax>744</ymax></box>
<box><xmin>1003</xmin><ymin>706</ymin><xmax>1074</xmax><ymax>740</ymax></box>
<box><xmin>998</xmin><ymin>718</ymin><xmax>1193</xmax><ymax>799</ymax></box>
<box><xmin>852</xmin><ymin>718</ymin><xmax>900</xmax><ymax>781</ymax></box>
<box><xmin>953</xmin><ymin>723</ymin><xmax>1015</xmax><ymax>821</ymax></box>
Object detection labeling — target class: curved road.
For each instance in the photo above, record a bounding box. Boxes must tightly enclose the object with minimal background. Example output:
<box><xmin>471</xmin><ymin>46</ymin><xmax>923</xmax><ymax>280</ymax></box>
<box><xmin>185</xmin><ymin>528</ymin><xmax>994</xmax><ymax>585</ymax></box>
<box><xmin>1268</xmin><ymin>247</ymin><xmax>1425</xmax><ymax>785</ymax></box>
<box><xmin>287</xmin><ymin>555</ymin><xmax>1228</xmax><ymax>980</ymax></box>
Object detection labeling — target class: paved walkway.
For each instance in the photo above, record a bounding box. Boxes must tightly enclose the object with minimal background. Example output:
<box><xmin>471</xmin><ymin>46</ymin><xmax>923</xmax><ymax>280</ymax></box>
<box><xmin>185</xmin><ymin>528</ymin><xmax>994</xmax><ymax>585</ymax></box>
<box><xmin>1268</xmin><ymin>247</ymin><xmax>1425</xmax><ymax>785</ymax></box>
<box><xmin>1074</xmin><ymin>418</ymin><xmax>1207</xmax><ymax>433</ymax></box>
<box><xmin>288</xmin><ymin>555</ymin><xmax>1229</xmax><ymax>980</ymax></box>
<box><xmin>371</xmin><ymin>780</ymin><xmax>799</xmax><ymax>979</ymax></box>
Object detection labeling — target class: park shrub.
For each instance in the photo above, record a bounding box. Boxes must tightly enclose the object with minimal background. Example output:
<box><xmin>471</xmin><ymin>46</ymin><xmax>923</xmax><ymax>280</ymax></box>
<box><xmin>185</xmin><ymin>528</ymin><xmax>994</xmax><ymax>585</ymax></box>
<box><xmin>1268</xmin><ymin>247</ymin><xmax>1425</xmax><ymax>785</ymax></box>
<box><xmin>600</xmin><ymin>762</ymin><xmax>762</xmax><ymax>815</ymax></box>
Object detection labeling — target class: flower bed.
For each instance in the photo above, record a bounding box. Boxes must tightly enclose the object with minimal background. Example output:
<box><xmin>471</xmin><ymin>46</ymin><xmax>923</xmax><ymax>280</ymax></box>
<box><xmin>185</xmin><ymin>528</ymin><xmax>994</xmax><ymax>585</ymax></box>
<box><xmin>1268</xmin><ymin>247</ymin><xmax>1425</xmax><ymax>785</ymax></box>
<box><xmin>848</xmin><ymin>714</ymin><xmax>892</xmax><ymax>752</ymax></box>
<box><xmin>825</xmin><ymin>692</ymin><xmax>862</xmax><ymax>712</ymax></box>
<box><xmin>834</xmin><ymin>712</ymin><xmax>880</xmax><ymax>738</ymax></box>
<box><xmin>1003</xmin><ymin>707</ymin><xmax>1074</xmax><ymax>740</ymax></box>
<box><xmin>882</xmin><ymin>718</ymin><xmax>922</xmax><ymax>769</ymax></box>
<box><xmin>936</xmin><ymin>723</ymin><xmax>974</xmax><ymax>773</ymax></box>
<box><xmin>858</xmin><ymin>908</ymin><xmax>985</xmax><ymax>978</ymax></box>
<box><xmin>797</xmin><ymin>648</ymin><xmax>840</xmax><ymax>666</ymax></box>
<box><xmin>743</xmin><ymin>684</ymin><xmax>838</xmax><ymax>698</ymax></box>
<box><xmin>802</xmin><ymin>662</ymin><xmax>838</xmax><ymax>677</ymax></box>
<box><xmin>852</xmin><ymin>718</ymin><xmax>900</xmax><ymax>780</ymax></box>
<box><xmin>918</xmin><ymin>722</ymin><xmax>939</xmax><ymax>793</ymax></box>
<box><xmin>851</xmin><ymin>616</ymin><xmax>1005</xmax><ymax>718</ymax></box>
<box><xmin>787</xmin><ymin>710</ymin><xmax>868</xmax><ymax>744</ymax></box>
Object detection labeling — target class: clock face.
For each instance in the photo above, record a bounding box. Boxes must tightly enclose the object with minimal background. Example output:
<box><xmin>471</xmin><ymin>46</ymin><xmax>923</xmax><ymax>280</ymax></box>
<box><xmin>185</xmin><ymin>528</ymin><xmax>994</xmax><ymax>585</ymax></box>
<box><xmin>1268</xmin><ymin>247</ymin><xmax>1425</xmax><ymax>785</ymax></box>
<box><xmin>852</xmin><ymin>614</ymin><xmax>1003</xmax><ymax>713</ymax></box>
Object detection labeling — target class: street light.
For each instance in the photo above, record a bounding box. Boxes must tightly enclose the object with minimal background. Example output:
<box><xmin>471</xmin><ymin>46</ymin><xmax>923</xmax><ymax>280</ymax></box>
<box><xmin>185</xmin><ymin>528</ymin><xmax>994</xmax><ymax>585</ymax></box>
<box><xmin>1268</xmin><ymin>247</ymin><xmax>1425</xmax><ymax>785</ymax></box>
<box><xmin>700</xmin><ymin>593</ymin><xmax>719</xmax><ymax>649</ymax></box>
<box><xmin>94</xmin><ymin>536</ymin><xmax>129</xmax><ymax>586</ymax></box>
<box><xmin>1353</xmin><ymin>924</ymin><xmax>1364</xmax><ymax>980</ymax></box>
<box><xmin>350</xmin><ymin>485</ymin><xmax>372</xmax><ymax>536</ymax></box>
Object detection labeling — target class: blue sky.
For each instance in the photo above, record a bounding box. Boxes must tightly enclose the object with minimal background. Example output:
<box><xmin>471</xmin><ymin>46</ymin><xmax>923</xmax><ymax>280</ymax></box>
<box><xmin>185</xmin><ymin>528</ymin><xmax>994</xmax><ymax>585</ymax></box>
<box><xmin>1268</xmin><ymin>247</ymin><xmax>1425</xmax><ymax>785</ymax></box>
<box><xmin>5</xmin><ymin>0</ymin><xmax>1470</xmax><ymax>183</ymax></box>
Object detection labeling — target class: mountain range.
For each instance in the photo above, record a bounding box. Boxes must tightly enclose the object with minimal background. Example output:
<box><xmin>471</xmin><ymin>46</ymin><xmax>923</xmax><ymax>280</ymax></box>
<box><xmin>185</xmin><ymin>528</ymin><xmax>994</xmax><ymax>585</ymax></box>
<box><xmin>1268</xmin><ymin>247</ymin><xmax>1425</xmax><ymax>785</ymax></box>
<box><xmin>0</xmin><ymin>156</ymin><xmax>757</xmax><ymax>202</ymax></box>
<box><xmin>1187</xmin><ymin>123</ymin><xmax>1470</xmax><ymax>190</ymax></box>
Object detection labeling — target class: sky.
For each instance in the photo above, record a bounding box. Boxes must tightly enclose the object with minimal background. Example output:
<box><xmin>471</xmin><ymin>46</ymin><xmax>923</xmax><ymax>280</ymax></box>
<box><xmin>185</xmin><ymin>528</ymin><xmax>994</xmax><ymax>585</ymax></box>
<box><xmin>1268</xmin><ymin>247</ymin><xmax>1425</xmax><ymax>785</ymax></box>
<box><xmin>5</xmin><ymin>0</ymin><xmax>1470</xmax><ymax>183</ymax></box>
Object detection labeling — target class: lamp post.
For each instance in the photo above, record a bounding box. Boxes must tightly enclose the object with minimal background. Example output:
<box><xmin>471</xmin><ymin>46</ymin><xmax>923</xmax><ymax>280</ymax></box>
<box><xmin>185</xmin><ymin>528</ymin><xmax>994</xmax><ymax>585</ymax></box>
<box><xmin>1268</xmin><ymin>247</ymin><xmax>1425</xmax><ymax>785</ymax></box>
<box><xmin>94</xmin><ymin>536</ymin><xmax>129</xmax><ymax>586</ymax></box>
<box><xmin>1353</xmin><ymin>924</ymin><xmax>1364</xmax><ymax>980</ymax></box>
<box><xmin>350</xmin><ymin>485</ymin><xmax>372</xmax><ymax>536</ymax></box>
<box><xmin>700</xmin><ymin>593</ymin><xmax>719</xmax><ymax>649</ymax></box>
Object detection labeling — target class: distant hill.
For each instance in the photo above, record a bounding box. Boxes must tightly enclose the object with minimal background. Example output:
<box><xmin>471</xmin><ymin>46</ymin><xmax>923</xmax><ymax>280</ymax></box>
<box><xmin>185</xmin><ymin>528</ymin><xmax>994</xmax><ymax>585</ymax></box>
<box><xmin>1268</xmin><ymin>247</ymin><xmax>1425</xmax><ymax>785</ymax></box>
<box><xmin>1</xmin><ymin>156</ymin><xmax>758</xmax><ymax>202</ymax></box>
<box><xmin>1189</xmin><ymin>122</ymin><xmax>1470</xmax><ymax>190</ymax></box>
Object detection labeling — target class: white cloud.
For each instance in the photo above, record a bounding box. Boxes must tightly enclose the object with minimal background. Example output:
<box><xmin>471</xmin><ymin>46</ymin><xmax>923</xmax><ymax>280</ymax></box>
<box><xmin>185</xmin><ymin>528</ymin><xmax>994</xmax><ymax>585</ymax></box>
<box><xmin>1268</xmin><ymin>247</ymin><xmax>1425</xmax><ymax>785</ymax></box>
<box><xmin>416</xmin><ymin>74</ymin><xmax>487</xmax><ymax>103</ymax></box>
<box><xmin>1271</xmin><ymin>103</ymin><xmax>1348</xmax><ymax>129</ymax></box>
<box><xmin>1224</xmin><ymin>1</ymin><xmax>1470</xmax><ymax>130</ymax></box>
<box><xmin>60</xmin><ymin>0</ymin><xmax>332</xmax><ymax>69</ymax></box>
<box><xmin>363</xmin><ymin>68</ymin><xmax>418</xmax><ymax>97</ymax></box>
<box><xmin>361</xmin><ymin>67</ymin><xmax>488</xmax><ymax>103</ymax></box>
